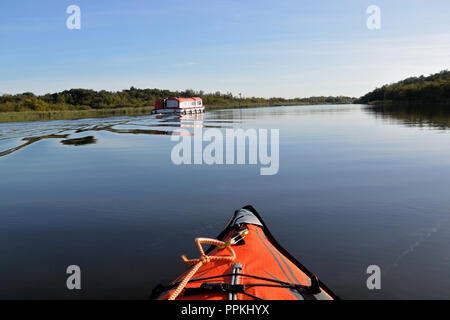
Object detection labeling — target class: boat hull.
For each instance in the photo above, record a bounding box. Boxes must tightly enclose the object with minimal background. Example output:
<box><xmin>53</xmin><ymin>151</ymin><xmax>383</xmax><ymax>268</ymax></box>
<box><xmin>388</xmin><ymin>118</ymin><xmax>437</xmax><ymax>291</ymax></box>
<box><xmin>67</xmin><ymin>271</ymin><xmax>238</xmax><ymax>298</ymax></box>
<box><xmin>152</xmin><ymin>205</ymin><xmax>338</xmax><ymax>300</ymax></box>
<box><xmin>151</xmin><ymin>107</ymin><xmax>205</xmax><ymax>115</ymax></box>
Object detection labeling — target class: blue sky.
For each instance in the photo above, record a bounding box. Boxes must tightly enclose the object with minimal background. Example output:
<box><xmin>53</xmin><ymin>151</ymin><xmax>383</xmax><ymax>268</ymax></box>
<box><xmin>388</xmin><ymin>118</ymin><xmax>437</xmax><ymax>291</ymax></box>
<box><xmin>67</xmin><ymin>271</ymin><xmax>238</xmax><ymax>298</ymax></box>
<box><xmin>1</xmin><ymin>0</ymin><xmax>449</xmax><ymax>98</ymax></box>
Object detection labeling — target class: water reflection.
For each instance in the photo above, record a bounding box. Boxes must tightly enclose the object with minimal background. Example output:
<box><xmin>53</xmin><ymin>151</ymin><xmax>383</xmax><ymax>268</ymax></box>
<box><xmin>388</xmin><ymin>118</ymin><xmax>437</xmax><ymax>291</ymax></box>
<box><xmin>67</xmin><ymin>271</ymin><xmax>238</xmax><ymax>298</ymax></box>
<box><xmin>365</xmin><ymin>103</ymin><xmax>450</xmax><ymax>130</ymax></box>
<box><xmin>77</xmin><ymin>125</ymin><xmax>173</xmax><ymax>136</ymax></box>
<box><xmin>2</xmin><ymin>105</ymin><xmax>450</xmax><ymax>299</ymax></box>
<box><xmin>0</xmin><ymin>134</ymin><xmax>69</xmax><ymax>157</ymax></box>
<box><xmin>3</xmin><ymin>105</ymin><xmax>450</xmax><ymax>158</ymax></box>
<box><xmin>60</xmin><ymin>136</ymin><xmax>97</xmax><ymax>146</ymax></box>
<box><xmin>0</xmin><ymin>113</ymin><xmax>211</xmax><ymax>158</ymax></box>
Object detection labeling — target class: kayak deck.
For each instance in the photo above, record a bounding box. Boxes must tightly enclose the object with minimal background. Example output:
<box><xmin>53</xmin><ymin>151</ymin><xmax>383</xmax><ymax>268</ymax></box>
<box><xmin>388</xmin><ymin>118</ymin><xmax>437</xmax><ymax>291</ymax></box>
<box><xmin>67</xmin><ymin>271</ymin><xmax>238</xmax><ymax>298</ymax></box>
<box><xmin>152</xmin><ymin>205</ymin><xmax>338</xmax><ymax>300</ymax></box>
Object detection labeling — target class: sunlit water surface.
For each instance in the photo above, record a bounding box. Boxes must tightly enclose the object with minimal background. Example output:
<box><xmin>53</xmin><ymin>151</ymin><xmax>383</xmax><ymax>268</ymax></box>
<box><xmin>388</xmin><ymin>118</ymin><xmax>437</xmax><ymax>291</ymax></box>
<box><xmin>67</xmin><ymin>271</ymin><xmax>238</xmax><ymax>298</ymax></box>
<box><xmin>1</xmin><ymin>104</ymin><xmax>450</xmax><ymax>299</ymax></box>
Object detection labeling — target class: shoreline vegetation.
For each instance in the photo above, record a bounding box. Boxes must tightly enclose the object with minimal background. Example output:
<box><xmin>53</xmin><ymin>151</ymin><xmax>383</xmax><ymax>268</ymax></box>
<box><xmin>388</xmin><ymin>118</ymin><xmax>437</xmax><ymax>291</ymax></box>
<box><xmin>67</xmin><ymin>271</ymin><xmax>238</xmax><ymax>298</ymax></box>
<box><xmin>354</xmin><ymin>70</ymin><xmax>450</xmax><ymax>105</ymax></box>
<box><xmin>0</xmin><ymin>88</ymin><xmax>354</xmax><ymax>123</ymax></box>
<box><xmin>2</xmin><ymin>69</ymin><xmax>448</xmax><ymax>123</ymax></box>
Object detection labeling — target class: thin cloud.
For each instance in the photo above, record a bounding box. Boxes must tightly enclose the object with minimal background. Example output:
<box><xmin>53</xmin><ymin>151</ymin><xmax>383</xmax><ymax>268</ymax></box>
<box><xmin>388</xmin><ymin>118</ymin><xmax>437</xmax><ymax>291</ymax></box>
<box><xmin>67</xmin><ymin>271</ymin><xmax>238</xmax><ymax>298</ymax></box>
<box><xmin>172</xmin><ymin>62</ymin><xmax>197</xmax><ymax>67</ymax></box>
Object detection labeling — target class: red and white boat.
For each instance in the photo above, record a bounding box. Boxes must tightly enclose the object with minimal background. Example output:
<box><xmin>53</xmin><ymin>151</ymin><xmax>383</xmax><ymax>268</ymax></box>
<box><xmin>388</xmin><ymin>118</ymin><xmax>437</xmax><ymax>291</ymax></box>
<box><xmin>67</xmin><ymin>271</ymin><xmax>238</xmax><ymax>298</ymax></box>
<box><xmin>152</xmin><ymin>97</ymin><xmax>205</xmax><ymax>114</ymax></box>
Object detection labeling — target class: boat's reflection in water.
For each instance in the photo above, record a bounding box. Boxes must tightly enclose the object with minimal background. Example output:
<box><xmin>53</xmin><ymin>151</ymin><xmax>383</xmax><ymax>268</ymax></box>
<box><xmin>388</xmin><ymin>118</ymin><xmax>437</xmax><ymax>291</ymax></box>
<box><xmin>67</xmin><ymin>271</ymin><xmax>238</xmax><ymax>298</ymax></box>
<box><xmin>178</xmin><ymin>113</ymin><xmax>205</xmax><ymax>131</ymax></box>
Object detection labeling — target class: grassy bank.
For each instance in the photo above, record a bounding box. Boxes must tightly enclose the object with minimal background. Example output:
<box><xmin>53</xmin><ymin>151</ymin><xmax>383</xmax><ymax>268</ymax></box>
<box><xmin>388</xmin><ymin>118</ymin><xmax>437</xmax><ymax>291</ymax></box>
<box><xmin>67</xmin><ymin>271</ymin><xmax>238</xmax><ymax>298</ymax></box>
<box><xmin>0</xmin><ymin>106</ymin><xmax>154</xmax><ymax>123</ymax></box>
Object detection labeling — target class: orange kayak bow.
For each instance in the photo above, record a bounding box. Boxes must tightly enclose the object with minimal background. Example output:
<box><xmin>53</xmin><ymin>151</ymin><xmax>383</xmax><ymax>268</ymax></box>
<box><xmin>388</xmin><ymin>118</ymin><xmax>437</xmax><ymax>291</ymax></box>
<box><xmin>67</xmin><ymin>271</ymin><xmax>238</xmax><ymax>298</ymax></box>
<box><xmin>151</xmin><ymin>205</ymin><xmax>338</xmax><ymax>300</ymax></box>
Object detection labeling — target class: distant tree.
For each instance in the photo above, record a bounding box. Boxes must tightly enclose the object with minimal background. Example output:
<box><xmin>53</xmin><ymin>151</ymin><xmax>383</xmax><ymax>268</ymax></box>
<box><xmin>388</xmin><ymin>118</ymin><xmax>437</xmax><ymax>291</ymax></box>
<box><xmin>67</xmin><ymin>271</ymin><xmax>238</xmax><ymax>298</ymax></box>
<box><xmin>355</xmin><ymin>70</ymin><xmax>450</xmax><ymax>104</ymax></box>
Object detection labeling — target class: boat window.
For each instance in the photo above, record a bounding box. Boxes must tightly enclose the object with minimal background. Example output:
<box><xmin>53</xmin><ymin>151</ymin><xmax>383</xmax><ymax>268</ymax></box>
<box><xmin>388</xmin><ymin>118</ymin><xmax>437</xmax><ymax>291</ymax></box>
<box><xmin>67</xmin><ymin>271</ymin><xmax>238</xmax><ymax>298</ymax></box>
<box><xmin>167</xmin><ymin>100</ymin><xmax>178</xmax><ymax>108</ymax></box>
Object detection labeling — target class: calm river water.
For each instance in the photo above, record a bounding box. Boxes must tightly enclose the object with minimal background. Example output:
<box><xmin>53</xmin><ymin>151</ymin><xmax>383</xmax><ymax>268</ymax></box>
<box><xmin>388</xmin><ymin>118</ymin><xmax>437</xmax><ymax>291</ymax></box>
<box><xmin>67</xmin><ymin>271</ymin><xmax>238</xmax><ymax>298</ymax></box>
<box><xmin>1</xmin><ymin>104</ymin><xmax>450</xmax><ymax>299</ymax></box>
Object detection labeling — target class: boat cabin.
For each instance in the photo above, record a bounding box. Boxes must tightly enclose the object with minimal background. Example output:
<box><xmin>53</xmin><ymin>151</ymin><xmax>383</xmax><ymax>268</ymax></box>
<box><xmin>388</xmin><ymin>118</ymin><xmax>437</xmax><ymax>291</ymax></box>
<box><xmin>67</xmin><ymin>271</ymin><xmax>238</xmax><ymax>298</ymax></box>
<box><xmin>152</xmin><ymin>97</ymin><xmax>205</xmax><ymax>114</ymax></box>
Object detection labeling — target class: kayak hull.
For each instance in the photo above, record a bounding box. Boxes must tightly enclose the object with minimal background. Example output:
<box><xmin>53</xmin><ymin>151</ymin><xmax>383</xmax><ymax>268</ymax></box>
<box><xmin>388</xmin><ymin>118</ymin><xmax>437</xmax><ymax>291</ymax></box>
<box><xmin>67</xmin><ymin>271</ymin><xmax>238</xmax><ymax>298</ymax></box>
<box><xmin>152</xmin><ymin>205</ymin><xmax>338</xmax><ymax>300</ymax></box>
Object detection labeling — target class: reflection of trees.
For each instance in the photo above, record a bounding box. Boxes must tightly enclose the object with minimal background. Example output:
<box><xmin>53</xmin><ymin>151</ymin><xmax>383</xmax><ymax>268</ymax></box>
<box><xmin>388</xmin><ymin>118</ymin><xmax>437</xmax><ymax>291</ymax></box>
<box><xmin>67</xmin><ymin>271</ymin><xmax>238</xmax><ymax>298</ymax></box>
<box><xmin>1</xmin><ymin>114</ymin><xmax>206</xmax><ymax>157</ymax></box>
<box><xmin>366</xmin><ymin>103</ymin><xmax>450</xmax><ymax>130</ymax></box>
<box><xmin>0</xmin><ymin>134</ymin><xmax>69</xmax><ymax>157</ymax></box>
<box><xmin>60</xmin><ymin>136</ymin><xmax>97</xmax><ymax>146</ymax></box>
<box><xmin>0</xmin><ymin>111</ymin><xmax>246</xmax><ymax>157</ymax></box>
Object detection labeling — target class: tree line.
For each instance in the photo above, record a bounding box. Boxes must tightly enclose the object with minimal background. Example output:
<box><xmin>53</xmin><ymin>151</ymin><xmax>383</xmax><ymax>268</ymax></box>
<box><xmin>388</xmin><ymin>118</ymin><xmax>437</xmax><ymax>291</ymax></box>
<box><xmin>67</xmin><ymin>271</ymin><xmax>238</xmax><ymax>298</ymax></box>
<box><xmin>355</xmin><ymin>70</ymin><xmax>450</xmax><ymax>104</ymax></box>
<box><xmin>0</xmin><ymin>87</ymin><xmax>355</xmax><ymax>113</ymax></box>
